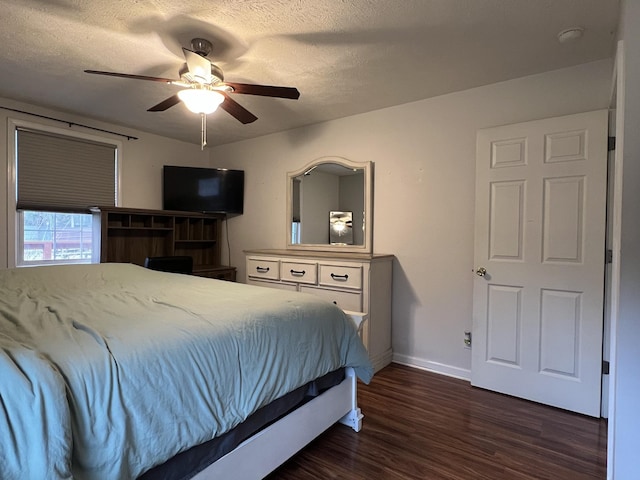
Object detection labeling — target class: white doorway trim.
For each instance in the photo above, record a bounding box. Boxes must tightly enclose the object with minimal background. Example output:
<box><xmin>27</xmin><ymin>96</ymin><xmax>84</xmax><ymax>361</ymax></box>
<box><xmin>606</xmin><ymin>39</ymin><xmax>625</xmax><ymax>480</ymax></box>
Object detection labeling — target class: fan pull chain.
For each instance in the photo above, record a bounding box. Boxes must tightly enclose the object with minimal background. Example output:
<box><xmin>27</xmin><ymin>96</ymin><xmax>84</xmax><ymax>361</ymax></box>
<box><xmin>200</xmin><ymin>113</ymin><xmax>207</xmax><ymax>150</ymax></box>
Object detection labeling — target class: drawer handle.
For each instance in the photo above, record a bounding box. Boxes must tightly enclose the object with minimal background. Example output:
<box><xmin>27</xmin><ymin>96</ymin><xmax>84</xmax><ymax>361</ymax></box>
<box><xmin>290</xmin><ymin>269</ymin><xmax>306</xmax><ymax>276</ymax></box>
<box><xmin>256</xmin><ymin>266</ymin><xmax>270</xmax><ymax>273</ymax></box>
<box><xmin>330</xmin><ymin>273</ymin><xmax>349</xmax><ymax>281</ymax></box>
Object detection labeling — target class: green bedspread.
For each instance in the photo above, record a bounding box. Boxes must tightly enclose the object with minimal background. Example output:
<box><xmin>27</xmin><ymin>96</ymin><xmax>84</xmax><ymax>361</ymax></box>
<box><xmin>0</xmin><ymin>263</ymin><xmax>373</xmax><ymax>479</ymax></box>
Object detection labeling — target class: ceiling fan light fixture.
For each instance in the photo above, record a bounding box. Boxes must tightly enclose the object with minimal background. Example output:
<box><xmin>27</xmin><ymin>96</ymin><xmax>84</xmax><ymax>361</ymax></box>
<box><xmin>190</xmin><ymin>38</ymin><xmax>213</xmax><ymax>57</ymax></box>
<box><xmin>178</xmin><ymin>88</ymin><xmax>225</xmax><ymax>114</ymax></box>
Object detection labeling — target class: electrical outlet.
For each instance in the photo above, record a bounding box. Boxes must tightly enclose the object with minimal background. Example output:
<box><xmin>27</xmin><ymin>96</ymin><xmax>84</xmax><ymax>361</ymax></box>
<box><xmin>463</xmin><ymin>331</ymin><xmax>472</xmax><ymax>349</ymax></box>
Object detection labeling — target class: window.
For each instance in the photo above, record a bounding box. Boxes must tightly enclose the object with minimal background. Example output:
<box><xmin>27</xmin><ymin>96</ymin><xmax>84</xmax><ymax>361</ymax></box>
<box><xmin>10</xmin><ymin>121</ymin><xmax>119</xmax><ymax>267</ymax></box>
<box><xmin>291</xmin><ymin>221</ymin><xmax>301</xmax><ymax>244</ymax></box>
<box><xmin>19</xmin><ymin>211</ymin><xmax>93</xmax><ymax>265</ymax></box>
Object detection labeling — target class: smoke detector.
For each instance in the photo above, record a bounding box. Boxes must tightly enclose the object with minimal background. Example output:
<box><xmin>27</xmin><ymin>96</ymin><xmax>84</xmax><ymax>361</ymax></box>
<box><xmin>557</xmin><ymin>27</ymin><xmax>584</xmax><ymax>43</ymax></box>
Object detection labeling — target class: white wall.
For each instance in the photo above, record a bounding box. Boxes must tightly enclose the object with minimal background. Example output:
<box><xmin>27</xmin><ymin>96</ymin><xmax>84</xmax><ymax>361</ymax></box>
<box><xmin>339</xmin><ymin>174</ymin><xmax>364</xmax><ymax>245</ymax></box>
<box><xmin>609</xmin><ymin>0</ymin><xmax>640</xmax><ymax>477</ymax></box>
<box><xmin>300</xmin><ymin>171</ymin><xmax>338</xmax><ymax>244</ymax></box>
<box><xmin>0</xmin><ymin>97</ymin><xmax>210</xmax><ymax>269</ymax></box>
<box><xmin>209</xmin><ymin>59</ymin><xmax>613</xmax><ymax>378</ymax></box>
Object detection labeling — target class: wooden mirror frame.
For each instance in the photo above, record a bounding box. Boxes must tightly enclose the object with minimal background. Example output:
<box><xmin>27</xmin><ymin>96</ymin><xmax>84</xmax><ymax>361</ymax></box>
<box><xmin>286</xmin><ymin>157</ymin><xmax>373</xmax><ymax>253</ymax></box>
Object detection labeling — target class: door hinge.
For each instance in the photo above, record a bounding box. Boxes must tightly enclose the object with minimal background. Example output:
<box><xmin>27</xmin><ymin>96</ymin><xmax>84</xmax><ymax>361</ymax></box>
<box><xmin>608</xmin><ymin>136</ymin><xmax>616</xmax><ymax>151</ymax></box>
<box><xmin>602</xmin><ymin>360</ymin><xmax>610</xmax><ymax>375</ymax></box>
<box><xmin>605</xmin><ymin>249</ymin><xmax>613</xmax><ymax>264</ymax></box>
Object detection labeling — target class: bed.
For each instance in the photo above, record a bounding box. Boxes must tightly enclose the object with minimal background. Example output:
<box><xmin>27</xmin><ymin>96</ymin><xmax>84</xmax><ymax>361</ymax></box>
<box><xmin>0</xmin><ymin>263</ymin><xmax>373</xmax><ymax>479</ymax></box>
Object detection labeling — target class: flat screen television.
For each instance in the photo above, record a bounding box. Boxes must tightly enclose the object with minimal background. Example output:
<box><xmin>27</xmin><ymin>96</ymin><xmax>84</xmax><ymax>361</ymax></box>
<box><xmin>163</xmin><ymin>165</ymin><xmax>244</xmax><ymax>215</ymax></box>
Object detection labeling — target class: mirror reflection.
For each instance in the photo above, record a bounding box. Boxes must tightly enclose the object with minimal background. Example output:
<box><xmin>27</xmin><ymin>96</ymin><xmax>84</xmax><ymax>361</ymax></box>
<box><xmin>291</xmin><ymin>163</ymin><xmax>364</xmax><ymax>245</ymax></box>
<box><xmin>287</xmin><ymin>157</ymin><xmax>372</xmax><ymax>253</ymax></box>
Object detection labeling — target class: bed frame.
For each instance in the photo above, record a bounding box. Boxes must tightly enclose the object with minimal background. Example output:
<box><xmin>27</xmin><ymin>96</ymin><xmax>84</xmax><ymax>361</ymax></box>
<box><xmin>192</xmin><ymin>366</ymin><xmax>363</xmax><ymax>479</ymax></box>
<box><xmin>191</xmin><ymin>312</ymin><xmax>368</xmax><ymax>479</ymax></box>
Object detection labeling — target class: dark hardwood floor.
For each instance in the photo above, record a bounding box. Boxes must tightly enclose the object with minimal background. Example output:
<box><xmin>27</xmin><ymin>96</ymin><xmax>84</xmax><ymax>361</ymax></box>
<box><xmin>267</xmin><ymin>363</ymin><xmax>607</xmax><ymax>480</ymax></box>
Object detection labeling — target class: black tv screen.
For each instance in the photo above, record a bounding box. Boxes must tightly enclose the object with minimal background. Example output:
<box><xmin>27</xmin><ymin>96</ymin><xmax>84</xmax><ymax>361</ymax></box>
<box><xmin>163</xmin><ymin>166</ymin><xmax>244</xmax><ymax>215</ymax></box>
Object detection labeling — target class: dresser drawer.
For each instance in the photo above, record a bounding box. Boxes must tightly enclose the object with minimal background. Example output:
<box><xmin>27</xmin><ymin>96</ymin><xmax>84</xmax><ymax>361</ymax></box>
<box><xmin>300</xmin><ymin>286</ymin><xmax>363</xmax><ymax>312</ymax></box>
<box><xmin>318</xmin><ymin>264</ymin><xmax>362</xmax><ymax>290</ymax></box>
<box><xmin>247</xmin><ymin>258</ymin><xmax>279</xmax><ymax>280</ymax></box>
<box><xmin>280</xmin><ymin>261</ymin><xmax>317</xmax><ymax>285</ymax></box>
<box><xmin>247</xmin><ymin>278</ymin><xmax>298</xmax><ymax>292</ymax></box>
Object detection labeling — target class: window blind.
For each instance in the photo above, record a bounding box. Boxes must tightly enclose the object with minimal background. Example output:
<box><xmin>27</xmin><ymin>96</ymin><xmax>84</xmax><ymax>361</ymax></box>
<box><xmin>16</xmin><ymin>128</ymin><xmax>117</xmax><ymax>211</ymax></box>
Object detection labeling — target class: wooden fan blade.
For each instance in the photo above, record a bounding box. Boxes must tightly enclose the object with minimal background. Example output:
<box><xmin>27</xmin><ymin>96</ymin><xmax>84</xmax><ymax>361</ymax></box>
<box><xmin>148</xmin><ymin>94</ymin><xmax>181</xmax><ymax>112</ymax></box>
<box><xmin>84</xmin><ymin>70</ymin><xmax>176</xmax><ymax>83</ymax></box>
<box><xmin>226</xmin><ymin>82</ymin><xmax>300</xmax><ymax>99</ymax></box>
<box><xmin>220</xmin><ymin>95</ymin><xmax>258</xmax><ymax>124</ymax></box>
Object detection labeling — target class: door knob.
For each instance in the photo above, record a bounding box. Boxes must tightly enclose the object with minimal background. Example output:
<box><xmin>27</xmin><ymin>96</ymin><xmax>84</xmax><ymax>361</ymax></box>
<box><xmin>475</xmin><ymin>267</ymin><xmax>487</xmax><ymax>277</ymax></box>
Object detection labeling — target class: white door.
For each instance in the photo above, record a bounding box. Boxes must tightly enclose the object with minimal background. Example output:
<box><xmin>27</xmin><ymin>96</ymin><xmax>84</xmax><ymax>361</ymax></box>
<box><xmin>472</xmin><ymin>110</ymin><xmax>608</xmax><ymax>417</ymax></box>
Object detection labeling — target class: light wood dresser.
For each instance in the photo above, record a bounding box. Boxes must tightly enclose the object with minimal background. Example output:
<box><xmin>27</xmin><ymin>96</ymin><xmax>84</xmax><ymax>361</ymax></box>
<box><xmin>244</xmin><ymin>249</ymin><xmax>393</xmax><ymax>372</ymax></box>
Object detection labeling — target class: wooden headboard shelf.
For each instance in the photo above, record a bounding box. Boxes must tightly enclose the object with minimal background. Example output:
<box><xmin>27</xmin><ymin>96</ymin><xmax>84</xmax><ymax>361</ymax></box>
<box><xmin>90</xmin><ymin>206</ymin><xmax>236</xmax><ymax>281</ymax></box>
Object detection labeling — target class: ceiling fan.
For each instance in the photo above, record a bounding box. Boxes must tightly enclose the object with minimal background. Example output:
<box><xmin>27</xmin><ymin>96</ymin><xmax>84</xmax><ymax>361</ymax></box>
<box><xmin>85</xmin><ymin>38</ymin><xmax>300</xmax><ymax>148</ymax></box>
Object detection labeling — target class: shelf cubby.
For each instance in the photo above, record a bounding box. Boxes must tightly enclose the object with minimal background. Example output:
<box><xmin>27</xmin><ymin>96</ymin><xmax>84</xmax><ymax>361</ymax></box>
<box><xmin>91</xmin><ymin>207</ymin><xmax>234</xmax><ymax>280</ymax></box>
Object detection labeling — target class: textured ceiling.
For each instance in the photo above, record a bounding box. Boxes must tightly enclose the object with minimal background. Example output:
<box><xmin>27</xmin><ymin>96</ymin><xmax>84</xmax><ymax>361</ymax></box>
<box><xmin>0</xmin><ymin>0</ymin><xmax>619</xmax><ymax>147</ymax></box>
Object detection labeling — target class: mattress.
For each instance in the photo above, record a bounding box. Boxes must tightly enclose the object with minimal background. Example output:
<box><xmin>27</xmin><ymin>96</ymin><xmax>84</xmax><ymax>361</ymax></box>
<box><xmin>0</xmin><ymin>263</ymin><xmax>373</xmax><ymax>480</ymax></box>
<box><xmin>141</xmin><ymin>368</ymin><xmax>346</xmax><ymax>480</ymax></box>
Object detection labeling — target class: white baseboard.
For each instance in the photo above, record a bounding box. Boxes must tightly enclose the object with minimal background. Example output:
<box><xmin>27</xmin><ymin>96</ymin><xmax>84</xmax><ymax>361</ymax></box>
<box><xmin>370</xmin><ymin>348</ymin><xmax>393</xmax><ymax>373</ymax></box>
<box><xmin>392</xmin><ymin>353</ymin><xmax>471</xmax><ymax>381</ymax></box>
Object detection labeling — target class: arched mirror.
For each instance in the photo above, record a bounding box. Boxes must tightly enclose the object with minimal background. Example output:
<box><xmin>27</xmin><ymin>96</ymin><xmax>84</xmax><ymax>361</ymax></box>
<box><xmin>286</xmin><ymin>157</ymin><xmax>373</xmax><ymax>253</ymax></box>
